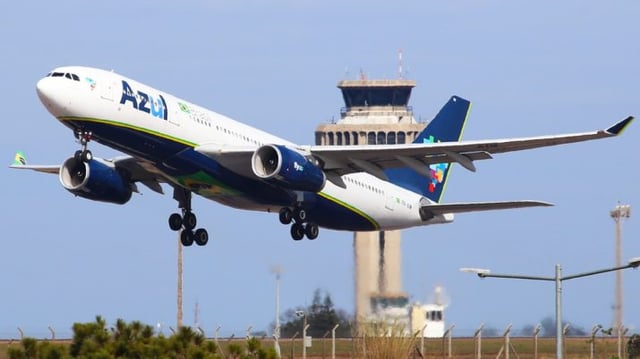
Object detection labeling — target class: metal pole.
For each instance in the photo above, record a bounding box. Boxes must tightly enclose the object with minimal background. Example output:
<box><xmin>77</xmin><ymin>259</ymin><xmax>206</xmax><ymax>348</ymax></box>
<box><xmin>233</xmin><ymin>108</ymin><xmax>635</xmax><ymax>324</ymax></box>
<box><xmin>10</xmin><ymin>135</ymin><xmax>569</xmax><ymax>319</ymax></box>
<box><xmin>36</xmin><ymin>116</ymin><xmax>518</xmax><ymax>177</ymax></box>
<box><xmin>618</xmin><ymin>325</ymin><xmax>624</xmax><ymax>359</ymax></box>
<box><xmin>556</xmin><ymin>264</ymin><xmax>563</xmax><ymax>359</ymax></box>
<box><xmin>275</xmin><ymin>270</ymin><xmax>281</xmax><ymax>358</ymax></box>
<box><xmin>474</xmin><ymin>323</ymin><xmax>484</xmax><ymax>359</ymax></box>
<box><xmin>503</xmin><ymin>324</ymin><xmax>512</xmax><ymax>359</ymax></box>
<box><xmin>533</xmin><ymin>324</ymin><xmax>541</xmax><ymax>359</ymax></box>
<box><xmin>177</xmin><ymin>232</ymin><xmax>183</xmax><ymax>329</ymax></box>
<box><xmin>421</xmin><ymin>324</ymin><xmax>428</xmax><ymax>357</ymax></box>
<box><xmin>610</xmin><ymin>204</ymin><xmax>630</xmax><ymax>342</ymax></box>
<box><xmin>302</xmin><ymin>320</ymin><xmax>309</xmax><ymax>359</ymax></box>
<box><xmin>331</xmin><ymin>324</ymin><xmax>339</xmax><ymax>359</ymax></box>
<box><xmin>446</xmin><ymin>324</ymin><xmax>455</xmax><ymax>359</ymax></box>
<box><xmin>590</xmin><ymin>324</ymin><xmax>601</xmax><ymax>359</ymax></box>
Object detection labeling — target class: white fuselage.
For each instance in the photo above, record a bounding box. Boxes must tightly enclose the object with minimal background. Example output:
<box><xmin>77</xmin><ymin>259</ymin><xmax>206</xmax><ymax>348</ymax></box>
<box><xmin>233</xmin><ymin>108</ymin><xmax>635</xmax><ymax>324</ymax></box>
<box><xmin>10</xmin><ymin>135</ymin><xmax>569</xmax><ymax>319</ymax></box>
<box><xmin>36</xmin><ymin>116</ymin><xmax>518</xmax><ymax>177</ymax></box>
<box><xmin>36</xmin><ymin>66</ymin><xmax>452</xmax><ymax>232</ymax></box>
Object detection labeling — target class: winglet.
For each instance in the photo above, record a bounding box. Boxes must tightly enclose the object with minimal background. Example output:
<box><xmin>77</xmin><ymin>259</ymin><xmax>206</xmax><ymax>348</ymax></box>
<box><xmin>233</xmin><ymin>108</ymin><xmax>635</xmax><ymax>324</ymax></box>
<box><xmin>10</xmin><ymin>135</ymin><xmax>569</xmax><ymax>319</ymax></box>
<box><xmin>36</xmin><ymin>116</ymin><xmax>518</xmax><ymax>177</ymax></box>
<box><xmin>12</xmin><ymin>151</ymin><xmax>27</xmax><ymax>166</ymax></box>
<box><xmin>606</xmin><ymin>116</ymin><xmax>634</xmax><ymax>135</ymax></box>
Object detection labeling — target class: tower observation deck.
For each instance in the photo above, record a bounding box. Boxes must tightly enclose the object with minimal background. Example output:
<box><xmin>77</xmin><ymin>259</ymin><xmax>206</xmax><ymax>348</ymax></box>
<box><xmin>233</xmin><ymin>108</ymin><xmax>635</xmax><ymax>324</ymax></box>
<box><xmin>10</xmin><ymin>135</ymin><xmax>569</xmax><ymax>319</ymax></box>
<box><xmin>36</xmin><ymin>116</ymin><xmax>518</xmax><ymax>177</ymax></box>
<box><xmin>316</xmin><ymin>79</ymin><xmax>425</xmax><ymax>146</ymax></box>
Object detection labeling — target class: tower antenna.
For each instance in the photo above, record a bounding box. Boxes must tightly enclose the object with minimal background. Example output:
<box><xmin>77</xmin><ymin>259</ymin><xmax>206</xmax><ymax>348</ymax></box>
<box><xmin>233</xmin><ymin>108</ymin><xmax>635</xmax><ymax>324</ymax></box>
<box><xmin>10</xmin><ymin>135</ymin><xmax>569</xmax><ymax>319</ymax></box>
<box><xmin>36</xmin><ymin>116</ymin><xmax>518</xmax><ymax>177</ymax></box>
<box><xmin>398</xmin><ymin>48</ymin><xmax>404</xmax><ymax>79</ymax></box>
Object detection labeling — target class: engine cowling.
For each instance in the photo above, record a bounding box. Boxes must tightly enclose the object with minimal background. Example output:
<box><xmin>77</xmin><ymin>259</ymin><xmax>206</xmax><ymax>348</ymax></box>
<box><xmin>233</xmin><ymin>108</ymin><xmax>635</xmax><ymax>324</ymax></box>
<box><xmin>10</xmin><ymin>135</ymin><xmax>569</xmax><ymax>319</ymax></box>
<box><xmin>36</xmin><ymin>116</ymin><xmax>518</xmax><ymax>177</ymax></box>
<box><xmin>59</xmin><ymin>157</ymin><xmax>133</xmax><ymax>204</ymax></box>
<box><xmin>251</xmin><ymin>144</ymin><xmax>326</xmax><ymax>192</ymax></box>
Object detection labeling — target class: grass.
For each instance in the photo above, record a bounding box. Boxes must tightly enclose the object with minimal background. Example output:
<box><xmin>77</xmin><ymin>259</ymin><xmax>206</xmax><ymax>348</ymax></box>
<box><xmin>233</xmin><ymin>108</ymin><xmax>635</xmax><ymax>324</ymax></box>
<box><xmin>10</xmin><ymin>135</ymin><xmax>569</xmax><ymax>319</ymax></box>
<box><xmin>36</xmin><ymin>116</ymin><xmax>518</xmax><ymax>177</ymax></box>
<box><xmin>0</xmin><ymin>336</ymin><xmax>629</xmax><ymax>359</ymax></box>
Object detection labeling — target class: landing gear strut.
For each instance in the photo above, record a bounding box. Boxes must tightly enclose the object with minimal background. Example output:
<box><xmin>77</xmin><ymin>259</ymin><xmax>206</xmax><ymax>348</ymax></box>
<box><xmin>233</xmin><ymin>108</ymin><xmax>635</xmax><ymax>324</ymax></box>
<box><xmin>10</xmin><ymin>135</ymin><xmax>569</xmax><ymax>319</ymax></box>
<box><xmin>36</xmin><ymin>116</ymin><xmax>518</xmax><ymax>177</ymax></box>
<box><xmin>169</xmin><ymin>188</ymin><xmax>209</xmax><ymax>246</ymax></box>
<box><xmin>280</xmin><ymin>207</ymin><xmax>319</xmax><ymax>241</ymax></box>
<box><xmin>74</xmin><ymin>130</ymin><xmax>93</xmax><ymax>163</ymax></box>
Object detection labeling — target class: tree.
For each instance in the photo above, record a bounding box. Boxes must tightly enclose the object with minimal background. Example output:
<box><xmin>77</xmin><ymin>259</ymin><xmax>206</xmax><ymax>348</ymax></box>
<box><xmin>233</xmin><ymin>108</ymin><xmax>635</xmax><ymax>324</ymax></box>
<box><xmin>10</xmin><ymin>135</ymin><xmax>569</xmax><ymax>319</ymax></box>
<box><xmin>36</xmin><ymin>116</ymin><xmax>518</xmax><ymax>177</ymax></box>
<box><xmin>628</xmin><ymin>334</ymin><xmax>640</xmax><ymax>359</ymax></box>
<box><xmin>280</xmin><ymin>288</ymin><xmax>353</xmax><ymax>338</ymax></box>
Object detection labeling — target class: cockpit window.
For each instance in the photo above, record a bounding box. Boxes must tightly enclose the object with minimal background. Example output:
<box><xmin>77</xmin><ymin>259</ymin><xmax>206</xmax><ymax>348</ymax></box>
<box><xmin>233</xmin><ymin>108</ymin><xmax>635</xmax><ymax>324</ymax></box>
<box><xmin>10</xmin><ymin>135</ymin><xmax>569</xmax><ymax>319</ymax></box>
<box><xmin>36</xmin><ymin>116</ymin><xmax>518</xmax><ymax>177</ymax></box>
<box><xmin>48</xmin><ymin>72</ymin><xmax>80</xmax><ymax>81</ymax></box>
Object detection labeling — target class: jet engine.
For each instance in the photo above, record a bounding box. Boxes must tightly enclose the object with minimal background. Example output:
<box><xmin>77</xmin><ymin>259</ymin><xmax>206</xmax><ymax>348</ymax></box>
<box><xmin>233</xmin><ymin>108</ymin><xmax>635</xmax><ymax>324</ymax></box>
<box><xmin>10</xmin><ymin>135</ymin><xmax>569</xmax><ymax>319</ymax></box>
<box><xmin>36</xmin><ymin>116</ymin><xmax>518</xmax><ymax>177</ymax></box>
<box><xmin>59</xmin><ymin>156</ymin><xmax>133</xmax><ymax>204</ymax></box>
<box><xmin>251</xmin><ymin>144</ymin><xmax>326</xmax><ymax>192</ymax></box>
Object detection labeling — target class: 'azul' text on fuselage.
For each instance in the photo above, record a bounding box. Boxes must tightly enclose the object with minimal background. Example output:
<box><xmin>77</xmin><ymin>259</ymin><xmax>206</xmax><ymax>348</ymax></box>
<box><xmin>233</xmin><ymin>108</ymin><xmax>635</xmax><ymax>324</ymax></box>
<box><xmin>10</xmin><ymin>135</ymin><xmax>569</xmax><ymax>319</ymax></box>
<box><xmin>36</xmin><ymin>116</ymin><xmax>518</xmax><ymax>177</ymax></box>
<box><xmin>120</xmin><ymin>80</ymin><xmax>168</xmax><ymax>120</ymax></box>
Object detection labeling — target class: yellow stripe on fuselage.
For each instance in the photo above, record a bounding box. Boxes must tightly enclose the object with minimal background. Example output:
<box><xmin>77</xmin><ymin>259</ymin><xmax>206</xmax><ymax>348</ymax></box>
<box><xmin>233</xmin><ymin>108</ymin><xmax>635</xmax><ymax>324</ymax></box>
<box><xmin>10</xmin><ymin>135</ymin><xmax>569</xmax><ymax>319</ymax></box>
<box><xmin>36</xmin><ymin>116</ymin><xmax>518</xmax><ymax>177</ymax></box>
<box><xmin>317</xmin><ymin>191</ymin><xmax>379</xmax><ymax>230</ymax></box>
<box><xmin>58</xmin><ymin>116</ymin><xmax>197</xmax><ymax>147</ymax></box>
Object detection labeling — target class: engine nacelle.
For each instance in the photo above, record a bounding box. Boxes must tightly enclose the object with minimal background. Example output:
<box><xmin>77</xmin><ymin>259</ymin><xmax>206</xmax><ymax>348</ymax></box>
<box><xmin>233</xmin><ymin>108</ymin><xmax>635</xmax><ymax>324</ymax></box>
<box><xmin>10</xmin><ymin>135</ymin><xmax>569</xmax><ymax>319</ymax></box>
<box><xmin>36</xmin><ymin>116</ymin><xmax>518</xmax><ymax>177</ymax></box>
<box><xmin>59</xmin><ymin>157</ymin><xmax>133</xmax><ymax>204</ymax></box>
<box><xmin>251</xmin><ymin>144</ymin><xmax>326</xmax><ymax>192</ymax></box>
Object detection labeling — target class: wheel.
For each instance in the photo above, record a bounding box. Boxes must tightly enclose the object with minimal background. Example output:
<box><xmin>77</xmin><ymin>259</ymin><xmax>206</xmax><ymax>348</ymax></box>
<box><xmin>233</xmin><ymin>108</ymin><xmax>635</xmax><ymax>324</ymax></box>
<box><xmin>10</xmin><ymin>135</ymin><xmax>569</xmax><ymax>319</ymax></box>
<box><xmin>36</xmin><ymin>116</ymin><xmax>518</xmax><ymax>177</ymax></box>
<box><xmin>305</xmin><ymin>223</ymin><xmax>319</xmax><ymax>240</ymax></box>
<box><xmin>290</xmin><ymin>223</ymin><xmax>305</xmax><ymax>241</ymax></box>
<box><xmin>180</xmin><ymin>230</ymin><xmax>194</xmax><ymax>246</ymax></box>
<box><xmin>81</xmin><ymin>150</ymin><xmax>92</xmax><ymax>162</ymax></box>
<box><xmin>293</xmin><ymin>207</ymin><xmax>307</xmax><ymax>223</ymax></box>
<box><xmin>168</xmin><ymin>213</ymin><xmax>183</xmax><ymax>231</ymax></box>
<box><xmin>279</xmin><ymin>208</ymin><xmax>293</xmax><ymax>224</ymax></box>
<box><xmin>194</xmin><ymin>228</ymin><xmax>209</xmax><ymax>246</ymax></box>
<box><xmin>183</xmin><ymin>211</ymin><xmax>197</xmax><ymax>230</ymax></box>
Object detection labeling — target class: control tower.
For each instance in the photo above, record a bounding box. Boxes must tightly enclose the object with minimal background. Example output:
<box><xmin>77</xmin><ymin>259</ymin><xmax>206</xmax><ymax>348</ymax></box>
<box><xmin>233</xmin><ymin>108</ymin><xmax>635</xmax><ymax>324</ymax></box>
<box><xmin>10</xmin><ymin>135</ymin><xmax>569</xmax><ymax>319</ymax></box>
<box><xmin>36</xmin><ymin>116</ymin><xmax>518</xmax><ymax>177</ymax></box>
<box><xmin>315</xmin><ymin>75</ymin><xmax>426</xmax><ymax>325</ymax></box>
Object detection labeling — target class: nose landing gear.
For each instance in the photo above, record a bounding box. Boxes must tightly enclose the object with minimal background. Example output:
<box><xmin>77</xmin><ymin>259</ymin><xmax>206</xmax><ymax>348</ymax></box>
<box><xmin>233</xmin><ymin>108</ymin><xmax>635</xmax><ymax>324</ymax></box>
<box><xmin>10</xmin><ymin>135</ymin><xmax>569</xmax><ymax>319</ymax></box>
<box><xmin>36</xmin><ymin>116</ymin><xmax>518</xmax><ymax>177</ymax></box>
<box><xmin>169</xmin><ymin>188</ymin><xmax>209</xmax><ymax>246</ymax></box>
<box><xmin>74</xmin><ymin>130</ymin><xmax>94</xmax><ymax>163</ymax></box>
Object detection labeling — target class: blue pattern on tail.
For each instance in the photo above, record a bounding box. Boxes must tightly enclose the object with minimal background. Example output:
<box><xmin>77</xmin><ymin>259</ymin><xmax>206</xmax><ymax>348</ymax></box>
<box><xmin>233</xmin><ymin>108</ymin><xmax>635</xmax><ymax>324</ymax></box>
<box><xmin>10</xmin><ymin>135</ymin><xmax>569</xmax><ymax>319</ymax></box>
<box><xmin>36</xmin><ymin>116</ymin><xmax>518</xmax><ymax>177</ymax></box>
<box><xmin>385</xmin><ymin>96</ymin><xmax>471</xmax><ymax>202</ymax></box>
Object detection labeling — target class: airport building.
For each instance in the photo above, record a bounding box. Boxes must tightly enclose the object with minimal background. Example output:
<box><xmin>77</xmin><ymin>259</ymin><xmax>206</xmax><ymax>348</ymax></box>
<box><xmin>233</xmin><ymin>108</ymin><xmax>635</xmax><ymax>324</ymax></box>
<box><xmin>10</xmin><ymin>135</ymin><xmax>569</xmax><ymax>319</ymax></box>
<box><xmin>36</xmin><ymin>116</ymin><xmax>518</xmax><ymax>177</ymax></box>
<box><xmin>315</xmin><ymin>75</ymin><xmax>447</xmax><ymax>336</ymax></box>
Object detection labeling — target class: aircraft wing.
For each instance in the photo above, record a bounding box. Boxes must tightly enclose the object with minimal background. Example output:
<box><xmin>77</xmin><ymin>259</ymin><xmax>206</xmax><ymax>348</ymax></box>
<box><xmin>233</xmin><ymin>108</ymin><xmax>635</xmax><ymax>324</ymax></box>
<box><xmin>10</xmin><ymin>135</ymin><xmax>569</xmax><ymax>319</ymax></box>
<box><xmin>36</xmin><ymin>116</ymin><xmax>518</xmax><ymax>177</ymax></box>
<box><xmin>9</xmin><ymin>152</ymin><xmax>166</xmax><ymax>194</ymax></box>
<box><xmin>308</xmin><ymin>116</ymin><xmax>633</xmax><ymax>179</ymax></box>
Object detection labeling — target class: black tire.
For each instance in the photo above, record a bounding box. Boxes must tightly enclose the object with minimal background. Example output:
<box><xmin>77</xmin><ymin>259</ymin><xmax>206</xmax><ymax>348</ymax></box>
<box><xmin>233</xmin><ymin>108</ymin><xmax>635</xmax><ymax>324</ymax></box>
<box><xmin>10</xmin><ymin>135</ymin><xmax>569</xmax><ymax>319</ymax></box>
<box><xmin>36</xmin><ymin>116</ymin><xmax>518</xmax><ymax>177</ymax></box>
<box><xmin>194</xmin><ymin>228</ymin><xmax>209</xmax><ymax>246</ymax></box>
<box><xmin>305</xmin><ymin>223</ymin><xmax>319</xmax><ymax>240</ymax></box>
<box><xmin>168</xmin><ymin>213</ymin><xmax>183</xmax><ymax>231</ymax></box>
<box><xmin>290</xmin><ymin>223</ymin><xmax>305</xmax><ymax>241</ymax></box>
<box><xmin>294</xmin><ymin>207</ymin><xmax>307</xmax><ymax>223</ymax></box>
<box><xmin>81</xmin><ymin>150</ymin><xmax>92</xmax><ymax>162</ymax></box>
<box><xmin>183</xmin><ymin>211</ymin><xmax>197</xmax><ymax>230</ymax></box>
<box><xmin>180</xmin><ymin>230</ymin><xmax>194</xmax><ymax>246</ymax></box>
<box><xmin>279</xmin><ymin>208</ymin><xmax>293</xmax><ymax>224</ymax></box>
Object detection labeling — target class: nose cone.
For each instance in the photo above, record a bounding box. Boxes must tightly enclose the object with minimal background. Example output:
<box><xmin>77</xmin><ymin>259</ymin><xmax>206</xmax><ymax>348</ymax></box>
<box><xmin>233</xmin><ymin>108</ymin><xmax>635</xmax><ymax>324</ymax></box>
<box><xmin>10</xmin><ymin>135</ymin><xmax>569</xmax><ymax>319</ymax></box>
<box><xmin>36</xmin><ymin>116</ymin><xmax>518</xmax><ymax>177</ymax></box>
<box><xmin>36</xmin><ymin>76</ymin><xmax>67</xmax><ymax>117</ymax></box>
<box><xmin>36</xmin><ymin>77</ymin><xmax>54</xmax><ymax>104</ymax></box>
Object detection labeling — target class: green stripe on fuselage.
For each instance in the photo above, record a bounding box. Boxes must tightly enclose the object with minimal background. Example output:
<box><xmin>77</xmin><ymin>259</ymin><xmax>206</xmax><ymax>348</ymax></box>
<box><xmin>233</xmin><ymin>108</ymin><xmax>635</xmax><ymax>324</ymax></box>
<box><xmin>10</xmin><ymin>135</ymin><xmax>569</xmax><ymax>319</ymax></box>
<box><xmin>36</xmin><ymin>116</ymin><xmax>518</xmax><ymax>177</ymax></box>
<box><xmin>174</xmin><ymin>171</ymin><xmax>243</xmax><ymax>197</ymax></box>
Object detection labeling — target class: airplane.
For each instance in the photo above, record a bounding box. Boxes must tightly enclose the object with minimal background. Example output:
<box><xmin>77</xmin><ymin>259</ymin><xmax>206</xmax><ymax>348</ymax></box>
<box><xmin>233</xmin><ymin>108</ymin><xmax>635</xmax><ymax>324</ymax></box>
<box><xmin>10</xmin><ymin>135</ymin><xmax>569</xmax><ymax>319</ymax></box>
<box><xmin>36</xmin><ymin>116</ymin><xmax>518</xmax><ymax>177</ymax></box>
<box><xmin>10</xmin><ymin>66</ymin><xmax>633</xmax><ymax>245</ymax></box>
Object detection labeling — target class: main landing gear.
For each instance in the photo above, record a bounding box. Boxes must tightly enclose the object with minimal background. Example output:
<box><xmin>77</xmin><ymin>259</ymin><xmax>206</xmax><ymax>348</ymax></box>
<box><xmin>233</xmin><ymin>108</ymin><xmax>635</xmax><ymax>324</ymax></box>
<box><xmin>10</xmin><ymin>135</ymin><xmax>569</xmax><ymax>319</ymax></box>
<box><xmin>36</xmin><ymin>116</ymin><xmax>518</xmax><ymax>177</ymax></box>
<box><xmin>279</xmin><ymin>207</ymin><xmax>319</xmax><ymax>241</ymax></box>
<box><xmin>169</xmin><ymin>188</ymin><xmax>209</xmax><ymax>247</ymax></box>
<box><xmin>74</xmin><ymin>130</ymin><xmax>93</xmax><ymax>163</ymax></box>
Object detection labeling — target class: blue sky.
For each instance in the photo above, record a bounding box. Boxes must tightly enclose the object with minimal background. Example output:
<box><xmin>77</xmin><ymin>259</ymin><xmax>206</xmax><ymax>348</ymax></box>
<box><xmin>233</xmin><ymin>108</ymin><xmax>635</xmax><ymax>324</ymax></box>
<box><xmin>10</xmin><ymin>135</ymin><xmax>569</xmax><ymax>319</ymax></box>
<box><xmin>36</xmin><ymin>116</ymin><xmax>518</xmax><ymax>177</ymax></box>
<box><xmin>2</xmin><ymin>1</ymin><xmax>639</xmax><ymax>338</ymax></box>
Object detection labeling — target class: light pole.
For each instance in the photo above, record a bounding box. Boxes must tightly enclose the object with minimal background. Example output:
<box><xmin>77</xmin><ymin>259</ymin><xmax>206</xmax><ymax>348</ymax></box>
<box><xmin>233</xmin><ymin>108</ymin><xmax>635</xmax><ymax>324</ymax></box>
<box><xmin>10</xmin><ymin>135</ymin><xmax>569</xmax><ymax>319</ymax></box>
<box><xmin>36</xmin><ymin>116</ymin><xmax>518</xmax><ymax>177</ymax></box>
<box><xmin>610</xmin><ymin>203</ymin><xmax>630</xmax><ymax>358</ymax></box>
<box><xmin>461</xmin><ymin>257</ymin><xmax>640</xmax><ymax>359</ymax></box>
<box><xmin>272</xmin><ymin>266</ymin><xmax>282</xmax><ymax>358</ymax></box>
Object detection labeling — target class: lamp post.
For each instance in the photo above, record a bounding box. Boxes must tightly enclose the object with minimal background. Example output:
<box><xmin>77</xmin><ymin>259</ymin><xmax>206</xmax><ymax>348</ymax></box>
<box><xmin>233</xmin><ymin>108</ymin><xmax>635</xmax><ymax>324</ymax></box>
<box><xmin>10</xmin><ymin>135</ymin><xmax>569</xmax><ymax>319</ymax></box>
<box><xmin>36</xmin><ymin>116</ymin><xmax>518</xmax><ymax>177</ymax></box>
<box><xmin>461</xmin><ymin>257</ymin><xmax>640</xmax><ymax>359</ymax></box>
<box><xmin>610</xmin><ymin>204</ymin><xmax>630</xmax><ymax>334</ymax></box>
<box><xmin>271</xmin><ymin>266</ymin><xmax>282</xmax><ymax>358</ymax></box>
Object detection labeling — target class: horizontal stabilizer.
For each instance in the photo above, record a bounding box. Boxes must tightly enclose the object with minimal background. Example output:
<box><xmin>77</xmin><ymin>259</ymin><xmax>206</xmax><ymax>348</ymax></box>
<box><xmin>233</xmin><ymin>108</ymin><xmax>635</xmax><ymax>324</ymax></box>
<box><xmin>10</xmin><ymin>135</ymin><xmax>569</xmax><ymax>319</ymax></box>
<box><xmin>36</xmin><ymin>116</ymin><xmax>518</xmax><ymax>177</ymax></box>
<box><xmin>422</xmin><ymin>200</ymin><xmax>553</xmax><ymax>215</ymax></box>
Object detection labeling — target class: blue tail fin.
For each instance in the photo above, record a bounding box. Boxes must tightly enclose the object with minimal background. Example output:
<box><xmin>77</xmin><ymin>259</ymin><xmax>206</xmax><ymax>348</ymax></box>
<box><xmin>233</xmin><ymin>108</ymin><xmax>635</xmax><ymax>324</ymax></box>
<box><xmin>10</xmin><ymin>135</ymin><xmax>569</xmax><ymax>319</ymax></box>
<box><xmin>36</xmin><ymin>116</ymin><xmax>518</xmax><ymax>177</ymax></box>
<box><xmin>385</xmin><ymin>96</ymin><xmax>471</xmax><ymax>202</ymax></box>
